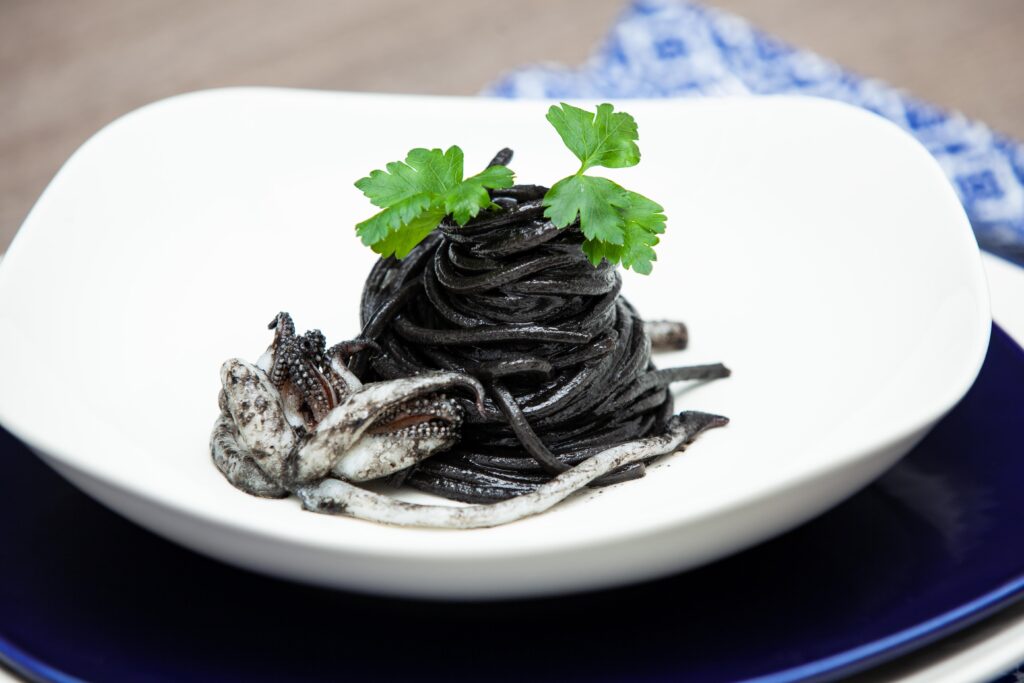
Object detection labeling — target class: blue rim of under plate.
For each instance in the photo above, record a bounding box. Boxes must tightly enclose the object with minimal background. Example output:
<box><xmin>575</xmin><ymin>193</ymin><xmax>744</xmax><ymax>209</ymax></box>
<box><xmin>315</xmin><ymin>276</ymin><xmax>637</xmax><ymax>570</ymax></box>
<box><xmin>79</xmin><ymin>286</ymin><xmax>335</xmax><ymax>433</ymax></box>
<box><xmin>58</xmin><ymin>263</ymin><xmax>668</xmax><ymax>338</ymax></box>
<box><xmin>1</xmin><ymin>324</ymin><xmax>1022</xmax><ymax>683</ymax></box>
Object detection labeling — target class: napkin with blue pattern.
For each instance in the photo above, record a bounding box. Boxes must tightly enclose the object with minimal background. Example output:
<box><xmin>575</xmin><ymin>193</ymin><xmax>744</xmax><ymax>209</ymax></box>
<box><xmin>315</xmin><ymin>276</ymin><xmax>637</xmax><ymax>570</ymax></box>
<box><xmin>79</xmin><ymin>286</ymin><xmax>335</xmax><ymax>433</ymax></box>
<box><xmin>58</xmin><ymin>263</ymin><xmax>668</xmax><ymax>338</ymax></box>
<box><xmin>488</xmin><ymin>0</ymin><xmax>1024</xmax><ymax>268</ymax></box>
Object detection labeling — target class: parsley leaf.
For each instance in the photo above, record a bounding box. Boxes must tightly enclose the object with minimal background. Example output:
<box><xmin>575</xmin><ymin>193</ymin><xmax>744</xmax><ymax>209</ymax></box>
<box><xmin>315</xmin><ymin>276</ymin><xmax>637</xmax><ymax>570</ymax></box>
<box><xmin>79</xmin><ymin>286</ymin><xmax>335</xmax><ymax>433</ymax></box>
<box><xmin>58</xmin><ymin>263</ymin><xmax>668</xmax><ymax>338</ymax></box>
<box><xmin>351</xmin><ymin>194</ymin><xmax>433</xmax><ymax>247</ymax></box>
<box><xmin>545</xmin><ymin>175</ymin><xmax>628</xmax><ymax>246</ymax></box>
<box><xmin>545</xmin><ymin>102</ymin><xmax>640</xmax><ymax>172</ymax></box>
<box><xmin>444</xmin><ymin>164</ymin><xmax>515</xmax><ymax>225</ymax></box>
<box><xmin>368</xmin><ymin>207</ymin><xmax>446</xmax><ymax>260</ymax></box>
<box><xmin>354</xmin><ymin>146</ymin><xmax>513</xmax><ymax>258</ymax></box>
<box><xmin>580</xmin><ymin>190</ymin><xmax>666</xmax><ymax>275</ymax></box>
<box><xmin>543</xmin><ymin>103</ymin><xmax>666</xmax><ymax>274</ymax></box>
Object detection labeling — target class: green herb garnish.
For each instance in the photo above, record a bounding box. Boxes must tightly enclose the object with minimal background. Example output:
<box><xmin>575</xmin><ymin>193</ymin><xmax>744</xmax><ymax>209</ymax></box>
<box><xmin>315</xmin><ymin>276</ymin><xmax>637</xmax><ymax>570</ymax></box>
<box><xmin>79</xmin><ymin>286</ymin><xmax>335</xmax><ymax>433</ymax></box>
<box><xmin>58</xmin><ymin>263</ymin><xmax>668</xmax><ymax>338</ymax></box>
<box><xmin>542</xmin><ymin>103</ymin><xmax>665</xmax><ymax>275</ymax></box>
<box><xmin>353</xmin><ymin>103</ymin><xmax>666</xmax><ymax>273</ymax></box>
<box><xmin>354</xmin><ymin>146</ymin><xmax>514</xmax><ymax>258</ymax></box>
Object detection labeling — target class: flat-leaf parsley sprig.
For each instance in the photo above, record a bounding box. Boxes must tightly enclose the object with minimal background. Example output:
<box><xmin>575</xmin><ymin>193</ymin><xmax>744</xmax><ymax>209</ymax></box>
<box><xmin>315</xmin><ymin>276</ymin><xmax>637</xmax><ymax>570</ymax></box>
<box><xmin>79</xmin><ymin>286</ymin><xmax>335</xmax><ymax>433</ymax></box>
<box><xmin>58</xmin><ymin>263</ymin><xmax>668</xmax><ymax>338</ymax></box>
<box><xmin>542</xmin><ymin>103</ymin><xmax>665</xmax><ymax>275</ymax></box>
<box><xmin>353</xmin><ymin>103</ymin><xmax>667</xmax><ymax>273</ymax></box>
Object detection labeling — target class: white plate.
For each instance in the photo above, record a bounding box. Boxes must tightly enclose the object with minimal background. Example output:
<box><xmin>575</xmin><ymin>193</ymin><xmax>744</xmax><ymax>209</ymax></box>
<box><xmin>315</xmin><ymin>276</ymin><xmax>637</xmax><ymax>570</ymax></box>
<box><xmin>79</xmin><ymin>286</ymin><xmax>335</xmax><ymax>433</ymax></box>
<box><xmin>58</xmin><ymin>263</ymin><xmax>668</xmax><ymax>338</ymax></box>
<box><xmin>0</xmin><ymin>89</ymin><xmax>990</xmax><ymax>599</ymax></box>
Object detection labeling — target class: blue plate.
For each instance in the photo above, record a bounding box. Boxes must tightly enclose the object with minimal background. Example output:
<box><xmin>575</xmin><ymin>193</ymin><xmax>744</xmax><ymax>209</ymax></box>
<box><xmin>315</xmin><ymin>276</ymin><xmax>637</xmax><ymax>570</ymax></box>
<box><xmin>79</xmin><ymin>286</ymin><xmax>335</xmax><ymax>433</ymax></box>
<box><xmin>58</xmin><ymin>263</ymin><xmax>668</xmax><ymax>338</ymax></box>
<box><xmin>2</xmin><ymin>324</ymin><xmax>1023</xmax><ymax>683</ymax></box>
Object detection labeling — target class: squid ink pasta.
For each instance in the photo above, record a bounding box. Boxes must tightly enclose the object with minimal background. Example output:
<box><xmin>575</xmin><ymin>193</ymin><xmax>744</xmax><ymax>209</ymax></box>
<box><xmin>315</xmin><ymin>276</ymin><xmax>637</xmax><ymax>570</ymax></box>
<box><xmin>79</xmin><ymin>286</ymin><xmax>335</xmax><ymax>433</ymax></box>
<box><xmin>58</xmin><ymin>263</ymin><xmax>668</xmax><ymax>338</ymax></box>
<box><xmin>352</xmin><ymin>149</ymin><xmax>730</xmax><ymax>504</ymax></box>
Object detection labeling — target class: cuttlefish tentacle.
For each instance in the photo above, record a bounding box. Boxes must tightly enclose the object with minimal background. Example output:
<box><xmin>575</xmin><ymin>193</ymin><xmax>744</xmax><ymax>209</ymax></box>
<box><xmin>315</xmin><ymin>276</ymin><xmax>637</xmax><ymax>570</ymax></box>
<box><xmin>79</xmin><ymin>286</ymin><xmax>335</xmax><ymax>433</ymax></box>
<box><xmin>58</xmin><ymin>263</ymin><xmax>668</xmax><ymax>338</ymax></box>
<box><xmin>257</xmin><ymin>314</ymin><xmax>374</xmax><ymax>430</ymax></box>
<box><xmin>293</xmin><ymin>373</ymin><xmax>486</xmax><ymax>483</ymax></box>
<box><xmin>325</xmin><ymin>342</ymin><xmax>370</xmax><ymax>400</ymax></box>
<box><xmin>264</xmin><ymin>312</ymin><xmax>296</xmax><ymax>385</ymax></box>
<box><xmin>215</xmin><ymin>354</ymin><xmax>486</xmax><ymax>489</ymax></box>
<box><xmin>293</xmin><ymin>412</ymin><xmax>727</xmax><ymax>529</ymax></box>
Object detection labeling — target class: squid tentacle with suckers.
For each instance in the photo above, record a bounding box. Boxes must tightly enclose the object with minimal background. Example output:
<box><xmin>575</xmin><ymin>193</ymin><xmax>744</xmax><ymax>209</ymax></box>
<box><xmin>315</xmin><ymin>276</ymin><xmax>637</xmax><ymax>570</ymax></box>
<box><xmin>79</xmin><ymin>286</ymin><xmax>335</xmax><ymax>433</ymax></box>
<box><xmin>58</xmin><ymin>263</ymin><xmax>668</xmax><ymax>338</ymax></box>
<box><xmin>211</xmin><ymin>312</ymin><xmax>726</xmax><ymax>528</ymax></box>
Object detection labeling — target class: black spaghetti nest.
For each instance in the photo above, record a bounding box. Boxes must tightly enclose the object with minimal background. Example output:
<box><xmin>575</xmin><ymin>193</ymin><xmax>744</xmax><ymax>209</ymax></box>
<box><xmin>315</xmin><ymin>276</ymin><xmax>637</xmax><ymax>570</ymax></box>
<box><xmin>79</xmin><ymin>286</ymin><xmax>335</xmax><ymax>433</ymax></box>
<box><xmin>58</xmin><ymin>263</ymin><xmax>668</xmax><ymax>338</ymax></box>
<box><xmin>351</xmin><ymin>150</ymin><xmax>728</xmax><ymax>503</ymax></box>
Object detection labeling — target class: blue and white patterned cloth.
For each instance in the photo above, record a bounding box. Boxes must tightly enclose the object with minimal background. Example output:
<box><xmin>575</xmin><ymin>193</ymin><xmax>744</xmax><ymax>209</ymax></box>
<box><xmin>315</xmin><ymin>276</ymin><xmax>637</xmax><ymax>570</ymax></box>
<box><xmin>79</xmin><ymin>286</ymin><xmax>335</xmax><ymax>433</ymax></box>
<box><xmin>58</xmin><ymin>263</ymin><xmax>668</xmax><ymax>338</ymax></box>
<box><xmin>488</xmin><ymin>0</ymin><xmax>1024</xmax><ymax>266</ymax></box>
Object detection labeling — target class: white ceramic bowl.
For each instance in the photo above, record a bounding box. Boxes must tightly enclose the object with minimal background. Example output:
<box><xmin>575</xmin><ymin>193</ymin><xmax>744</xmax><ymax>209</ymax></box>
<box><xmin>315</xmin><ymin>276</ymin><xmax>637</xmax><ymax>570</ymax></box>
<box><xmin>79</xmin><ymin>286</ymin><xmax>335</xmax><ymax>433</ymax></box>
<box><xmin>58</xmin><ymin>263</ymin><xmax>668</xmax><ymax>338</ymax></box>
<box><xmin>0</xmin><ymin>89</ymin><xmax>990</xmax><ymax>599</ymax></box>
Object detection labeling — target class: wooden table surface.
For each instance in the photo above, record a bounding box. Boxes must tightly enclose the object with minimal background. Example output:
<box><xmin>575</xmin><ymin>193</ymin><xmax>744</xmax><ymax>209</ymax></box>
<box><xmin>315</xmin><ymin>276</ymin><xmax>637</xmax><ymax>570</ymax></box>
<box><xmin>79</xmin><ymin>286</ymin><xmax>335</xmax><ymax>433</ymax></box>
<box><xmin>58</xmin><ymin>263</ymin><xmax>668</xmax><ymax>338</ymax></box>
<box><xmin>2</xmin><ymin>0</ymin><xmax>1023</xmax><ymax>251</ymax></box>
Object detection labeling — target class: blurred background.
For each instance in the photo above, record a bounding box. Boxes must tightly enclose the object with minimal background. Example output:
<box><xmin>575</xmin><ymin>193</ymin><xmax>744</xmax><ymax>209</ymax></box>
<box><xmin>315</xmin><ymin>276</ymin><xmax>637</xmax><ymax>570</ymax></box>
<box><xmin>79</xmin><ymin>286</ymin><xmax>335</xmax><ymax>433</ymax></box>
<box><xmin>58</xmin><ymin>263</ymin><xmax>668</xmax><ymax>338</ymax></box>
<box><xmin>2</xmin><ymin>0</ymin><xmax>1023</xmax><ymax>251</ymax></box>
